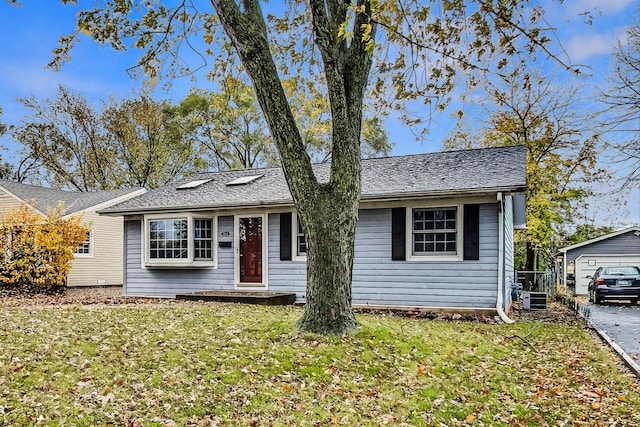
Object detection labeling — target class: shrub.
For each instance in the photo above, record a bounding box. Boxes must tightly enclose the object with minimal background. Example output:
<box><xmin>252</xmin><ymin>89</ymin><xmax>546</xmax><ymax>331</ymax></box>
<box><xmin>0</xmin><ymin>202</ymin><xmax>87</xmax><ymax>292</ymax></box>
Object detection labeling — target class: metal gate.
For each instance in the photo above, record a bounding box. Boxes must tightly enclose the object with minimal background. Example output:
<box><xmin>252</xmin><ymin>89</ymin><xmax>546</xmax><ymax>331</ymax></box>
<box><xmin>516</xmin><ymin>270</ymin><xmax>556</xmax><ymax>296</ymax></box>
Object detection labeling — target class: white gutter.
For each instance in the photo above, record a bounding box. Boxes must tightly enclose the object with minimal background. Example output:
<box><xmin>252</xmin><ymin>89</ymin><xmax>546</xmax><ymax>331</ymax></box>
<box><xmin>496</xmin><ymin>192</ymin><xmax>515</xmax><ymax>324</ymax></box>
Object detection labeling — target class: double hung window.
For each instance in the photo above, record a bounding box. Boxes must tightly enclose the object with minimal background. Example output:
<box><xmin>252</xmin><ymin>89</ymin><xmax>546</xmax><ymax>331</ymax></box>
<box><xmin>296</xmin><ymin>218</ymin><xmax>307</xmax><ymax>256</ymax></box>
<box><xmin>409</xmin><ymin>206</ymin><xmax>461</xmax><ymax>261</ymax></box>
<box><xmin>75</xmin><ymin>230</ymin><xmax>93</xmax><ymax>257</ymax></box>
<box><xmin>291</xmin><ymin>212</ymin><xmax>307</xmax><ymax>260</ymax></box>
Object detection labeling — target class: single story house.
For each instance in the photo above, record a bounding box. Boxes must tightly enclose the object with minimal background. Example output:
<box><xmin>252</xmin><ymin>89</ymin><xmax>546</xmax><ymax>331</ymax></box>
<box><xmin>0</xmin><ymin>180</ymin><xmax>145</xmax><ymax>287</ymax></box>
<box><xmin>557</xmin><ymin>226</ymin><xmax>640</xmax><ymax>295</ymax></box>
<box><xmin>101</xmin><ymin>146</ymin><xmax>527</xmax><ymax>317</ymax></box>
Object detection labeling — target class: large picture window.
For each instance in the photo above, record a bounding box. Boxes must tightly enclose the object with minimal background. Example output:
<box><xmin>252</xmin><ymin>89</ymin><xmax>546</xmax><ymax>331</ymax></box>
<box><xmin>144</xmin><ymin>214</ymin><xmax>216</xmax><ymax>266</ymax></box>
<box><xmin>149</xmin><ymin>219</ymin><xmax>188</xmax><ymax>259</ymax></box>
<box><xmin>411</xmin><ymin>207</ymin><xmax>458</xmax><ymax>256</ymax></box>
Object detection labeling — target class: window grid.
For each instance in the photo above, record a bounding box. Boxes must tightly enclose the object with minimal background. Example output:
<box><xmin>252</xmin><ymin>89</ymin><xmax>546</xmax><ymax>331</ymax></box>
<box><xmin>297</xmin><ymin>219</ymin><xmax>307</xmax><ymax>256</ymax></box>
<box><xmin>194</xmin><ymin>218</ymin><xmax>213</xmax><ymax>261</ymax></box>
<box><xmin>412</xmin><ymin>208</ymin><xmax>457</xmax><ymax>255</ymax></box>
<box><xmin>75</xmin><ymin>231</ymin><xmax>91</xmax><ymax>255</ymax></box>
<box><xmin>149</xmin><ymin>219</ymin><xmax>188</xmax><ymax>259</ymax></box>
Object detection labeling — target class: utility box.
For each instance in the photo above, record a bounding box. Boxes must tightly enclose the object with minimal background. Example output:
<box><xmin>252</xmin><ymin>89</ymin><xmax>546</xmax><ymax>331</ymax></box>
<box><xmin>523</xmin><ymin>292</ymin><xmax>547</xmax><ymax>310</ymax></box>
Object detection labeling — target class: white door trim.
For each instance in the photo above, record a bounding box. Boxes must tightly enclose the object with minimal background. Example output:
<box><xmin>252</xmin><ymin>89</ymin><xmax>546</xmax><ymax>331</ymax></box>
<box><xmin>234</xmin><ymin>213</ymin><xmax>268</xmax><ymax>289</ymax></box>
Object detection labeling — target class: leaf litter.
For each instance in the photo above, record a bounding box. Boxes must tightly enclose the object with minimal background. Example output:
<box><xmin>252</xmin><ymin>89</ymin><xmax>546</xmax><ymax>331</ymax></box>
<box><xmin>0</xmin><ymin>291</ymin><xmax>638</xmax><ymax>426</ymax></box>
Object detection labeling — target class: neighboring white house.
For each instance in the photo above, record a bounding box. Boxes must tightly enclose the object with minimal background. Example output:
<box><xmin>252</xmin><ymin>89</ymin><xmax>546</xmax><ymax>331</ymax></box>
<box><xmin>557</xmin><ymin>226</ymin><xmax>640</xmax><ymax>295</ymax></box>
<box><xmin>100</xmin><ymin>146</ymin><xmax>527</xmax><ymax>317</ymax></box>
<box><xmin>0</xmin><ymin>181</ymin><xmax>145</xmax><ymax>287</ymax></box>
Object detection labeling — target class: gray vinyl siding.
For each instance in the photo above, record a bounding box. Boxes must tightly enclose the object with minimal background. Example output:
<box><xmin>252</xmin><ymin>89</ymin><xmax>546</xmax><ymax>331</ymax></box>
<box><xmin>503</xmin><ymin>195</ymin><xmax>515</xmax><ymax>308</ymax></box>
<box><xmin>566</xmin><ymin>231</ymin><xmax>640</xmax><ymax>263</ymax></box>
<box><xmin>123</xmin><ymin>216</ymin><xmax>235</xmax><ymax>297</ymax></box>
<box><xmin>267</xmin><ymin>214</ymin><xmax>308</xmax><ymax>297</ymax></box>
<box><xmin>269</xmin><ymin>204</ymin><xmax>499</xmax><ymax>309</ymax></box>
<box><xmin>123</xmin><ymin>205</ymin><xmax>500</xmax><ymax>308</ymax></box>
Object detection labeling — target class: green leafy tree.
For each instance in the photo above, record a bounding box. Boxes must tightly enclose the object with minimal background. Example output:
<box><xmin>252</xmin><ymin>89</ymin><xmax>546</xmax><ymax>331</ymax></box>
<box><xmin>103</xmin><ymin>94</ymin><xmax>207</xmax><ymax>188</ymax></box>
<box><xmin>178</xmin><ymin>77</ymin><xmax>391</xmax><ymax>170</ymax></box>
<box><xmin>561</xmin><ymin>224</ymin><xmax>615</xmax><ymax>247</ymax></box>
<box><xmin>444</xmin><ymin>73</ymin><xmax>604</xmax><ymax>270</ymax></box>
<box><xmin>176</xmin><ymin>78</ymin><xmax>277</xmax><ymax>170</ymax></box>
<box><xmin>281</xmin><ymin>77</ymin><xmax>391</xmax><ymax>162</ymax></box>
<box><xmin>12</xmin><ymin>86</ymin><xmax>204</xmax><ymax>190</ymax></box>
<box><xmin>53</xmin><ymin>1</ymin><xmax>583</xmax><ymax>334</ymax></box>
<box><xmin>14</xmin><ymin>86</ymin><xmax>120</xmax><ymax>191</ymax></box>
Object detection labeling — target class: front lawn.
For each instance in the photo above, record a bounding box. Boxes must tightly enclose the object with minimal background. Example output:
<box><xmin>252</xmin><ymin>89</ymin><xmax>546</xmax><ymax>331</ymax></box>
<box><xmin>0</xmin><ymin>303</ymin><xmax>638</xmax><ymax>426</ymax></box>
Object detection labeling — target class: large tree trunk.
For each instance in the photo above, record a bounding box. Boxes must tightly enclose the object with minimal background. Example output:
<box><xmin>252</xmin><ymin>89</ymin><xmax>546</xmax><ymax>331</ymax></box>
<box><xmin>525</xmin><ymin>240</ymin><xmax>535</xmax><ymax>271</ymax></box>
<box><xmin>213</xmin><ymin>0</ymin><xmax>374</xmax><ymax>335</ymax></box>
<box><xmin>297</xmin><ymin>190</ymin><xmax>359</xmax><ymax>334</ymax></box>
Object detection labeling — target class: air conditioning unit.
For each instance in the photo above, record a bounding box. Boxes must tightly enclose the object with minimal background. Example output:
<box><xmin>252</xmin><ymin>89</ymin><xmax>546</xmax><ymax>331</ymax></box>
<box><xmin>523</xmin><ymin>292</ymin><xmax>547</xmax><ymax>310</ymax></box>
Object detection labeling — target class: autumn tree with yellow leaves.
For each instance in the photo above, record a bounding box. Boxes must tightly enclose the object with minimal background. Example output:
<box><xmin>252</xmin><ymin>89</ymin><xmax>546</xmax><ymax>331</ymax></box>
<box><xmin>444</xmin><ymin>73</ymin><xmax>605</xmax><ymax>270</ymax></box>
<box><xmin>0</xmin><ymin>203</ymin><xmax>88</xmax><ymax>291</ymax></box>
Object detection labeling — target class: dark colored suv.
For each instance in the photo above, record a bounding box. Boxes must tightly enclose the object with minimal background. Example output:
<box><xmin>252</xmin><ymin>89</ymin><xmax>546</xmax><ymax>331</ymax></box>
<box><xmin>588</xmin><ymin>265</ymin><xmax>640</xmax><ymax>304</ymax></box>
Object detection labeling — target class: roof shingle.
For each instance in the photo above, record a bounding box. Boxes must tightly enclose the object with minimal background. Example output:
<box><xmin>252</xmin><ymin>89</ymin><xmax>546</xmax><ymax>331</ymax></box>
<box><xmin>0</xmin><ymin>181</ymin><xmax>144</xmax><ymax>215</ymax></box>
<box><xmin>101</xmin><ymin>145</ymin><xmax>526</xmax><ymax>215</ymax></box>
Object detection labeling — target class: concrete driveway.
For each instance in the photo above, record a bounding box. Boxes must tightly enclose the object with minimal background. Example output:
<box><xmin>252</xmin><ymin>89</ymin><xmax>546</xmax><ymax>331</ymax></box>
<box><xmin>578</xmin><ymin>301</ymin><xmax>640</xmax><ymax>372</ymax></box>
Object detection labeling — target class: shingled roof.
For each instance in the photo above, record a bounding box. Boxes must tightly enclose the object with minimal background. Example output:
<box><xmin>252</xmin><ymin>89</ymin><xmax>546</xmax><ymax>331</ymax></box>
<box><xmin>0</xmin><ymin>180</ymin><xmax>144</xmax><ymax>215</ymax></box>
<box><xmin>101</xmin><ymin>145</ymin><xmax>526</xmax><ymax>215</ymax></box>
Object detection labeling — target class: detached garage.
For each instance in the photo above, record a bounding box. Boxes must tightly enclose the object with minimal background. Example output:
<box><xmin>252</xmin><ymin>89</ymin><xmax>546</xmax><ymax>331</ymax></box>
<box><xmin>558</xmin><ymin>226</ymin><xmax>640</xmax><ymax>295</ymax></box>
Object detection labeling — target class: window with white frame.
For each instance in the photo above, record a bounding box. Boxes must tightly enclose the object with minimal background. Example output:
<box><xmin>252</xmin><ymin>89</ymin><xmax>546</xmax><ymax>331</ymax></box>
<box><xmin>145</xmin><ymin>215</ymin><xmax>216</xmax><ymax>266</ymax></box>
<box><xmin>291</xmin><ymin>212</ymin><xmax>307</xmax><ymax>260</ymax></box>
<box><xmin>412</xmin><ymin>207</ymin><xmax>458</xmax><ymax>256</ymax></box>
<box><xmin>296</xmin><ymin>217</ymin><xmax>307</xmax><ymax>257</ymax></box>
<box><xmin>75</xmin><ymin>230</ymin><xmax>92</xmax><ymax>257</ymax></box>
<box><xmin>193</xmin><ymin>218</ymin><xmax>214</xmax><ymax>261</ymax></box>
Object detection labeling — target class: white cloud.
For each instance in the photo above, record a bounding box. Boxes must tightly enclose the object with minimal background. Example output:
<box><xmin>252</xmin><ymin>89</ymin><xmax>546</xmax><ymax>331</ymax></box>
<box><xmin>563</xmin><ymin>0</ymin><xmax>636</xmax><ymax>17</ymax></box>
<box><xmin>565</xmin><ymin>30</ymin><xmax>623</xmax><ymax>63</ymax></box>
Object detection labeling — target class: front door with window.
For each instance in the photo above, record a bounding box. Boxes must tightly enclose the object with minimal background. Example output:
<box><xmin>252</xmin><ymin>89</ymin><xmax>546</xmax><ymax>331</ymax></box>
<box><xmin>236</xmin><ymin>215</ymin><xmax>266</xmax><ymax>286</ymax></box>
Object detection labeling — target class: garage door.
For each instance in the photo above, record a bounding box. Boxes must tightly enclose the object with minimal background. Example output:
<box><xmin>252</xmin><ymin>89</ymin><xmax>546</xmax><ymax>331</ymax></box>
<box><xmin>574</xmin><ymin>254</ymin><xmax>640</xmax><ymax>295</ymax></box>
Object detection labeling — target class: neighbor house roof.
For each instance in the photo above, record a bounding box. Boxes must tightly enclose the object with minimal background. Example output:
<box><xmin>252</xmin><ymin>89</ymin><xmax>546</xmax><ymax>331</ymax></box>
<box><xmin>0</xmin><ymin>180</ymin><xmax>145</xmax><ymax>216</ymax></box>
<box><xmin>101</xmin><ymin>145</ymin><xmax>527</xmax><ymax>215</ymax></box>
<box><xmin>559</xmin><ymin>226</ymin><xmax>640</xmax><ymax>253</ymax></box>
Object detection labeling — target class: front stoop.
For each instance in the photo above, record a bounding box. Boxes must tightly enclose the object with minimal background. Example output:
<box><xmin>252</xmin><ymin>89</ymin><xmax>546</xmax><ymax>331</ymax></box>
<box><xmin>176</xmin><ymin>291</ymin><xmax>297</xmax><ymax>306</ymax></box>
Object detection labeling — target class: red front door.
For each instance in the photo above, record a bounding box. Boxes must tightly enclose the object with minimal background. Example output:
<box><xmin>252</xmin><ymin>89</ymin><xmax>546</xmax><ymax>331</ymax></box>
<box><xmin>239</xmin><ymin>216</ymin><xmax>263</xmax><ymax>283</ymax></box>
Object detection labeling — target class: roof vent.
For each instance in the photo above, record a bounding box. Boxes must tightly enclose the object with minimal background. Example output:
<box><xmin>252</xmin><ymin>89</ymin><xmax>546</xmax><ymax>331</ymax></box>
<box><xmin>176</xmin><ymin>179</ymin><xmax>212</xmax><ymax>190</ymax></box>
<box><xmin>225</xmin><ymin>175</ymin><xmax>262</xmax><ymax>186</ymax></box>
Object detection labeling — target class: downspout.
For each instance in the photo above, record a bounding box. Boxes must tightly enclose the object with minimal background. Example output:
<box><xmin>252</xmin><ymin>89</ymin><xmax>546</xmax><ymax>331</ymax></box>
<box><xmin>496</xmin><ymin>192</ymin><xmax>515</xmax><ymax>324</ymax></box>
<box><xmin>563</xmin><ymin>251</ymin><xmax>567</xmax><ymax>288</ymax></box>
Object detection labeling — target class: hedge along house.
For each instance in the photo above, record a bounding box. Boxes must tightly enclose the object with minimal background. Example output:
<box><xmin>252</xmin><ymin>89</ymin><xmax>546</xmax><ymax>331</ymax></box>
<box><xmin>100</xmin><ymin>146</ymin><xmax>527</xmax><ymax>318</ymax></box>
<box><xmin>0</xmin><ymin>180</ymin><xmax>145</xmax><ymax>287</ymax></box>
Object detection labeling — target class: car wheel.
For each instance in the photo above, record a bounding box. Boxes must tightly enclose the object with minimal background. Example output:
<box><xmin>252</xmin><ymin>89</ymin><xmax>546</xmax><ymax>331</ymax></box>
<box><xmin>588</xmin><ymin>290</ymin><xmax>594</xmax><ymax>303</ymax></box>
<box><xmin>595</xmin><ymin>293</ymin><xmax>604</xmax><ymax>305</ymax></box>
<box><xmin>631</xmin><ymin>298</ymin><xmax>638</xmax><ymax>305</ymax></box>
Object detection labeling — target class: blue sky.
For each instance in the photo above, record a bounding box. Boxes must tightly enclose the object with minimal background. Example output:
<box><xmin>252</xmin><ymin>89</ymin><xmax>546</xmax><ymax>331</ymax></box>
<box><xmin>0</xmin><ymin>1</ymin><xmax>638</xmax><ymax>225</ymax></box>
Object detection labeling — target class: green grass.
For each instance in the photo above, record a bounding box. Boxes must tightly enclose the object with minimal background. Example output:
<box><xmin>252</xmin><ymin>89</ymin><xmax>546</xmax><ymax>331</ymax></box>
<box><xmin>0</xmin><ymin>303</ymin><xmax>638</xmax><ymax>426</ymax></box>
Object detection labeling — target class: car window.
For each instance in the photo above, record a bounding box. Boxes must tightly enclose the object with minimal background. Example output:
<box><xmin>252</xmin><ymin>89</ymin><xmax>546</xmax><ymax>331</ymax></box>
<box><xmin>602</xmin><ymin>266</ymin><xmax>640</xmax><ymax>275</ymax></box>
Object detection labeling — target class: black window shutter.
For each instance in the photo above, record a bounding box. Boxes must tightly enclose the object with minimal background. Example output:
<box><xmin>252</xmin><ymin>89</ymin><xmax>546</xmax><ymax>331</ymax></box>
<box><xmin>280</xmin><ymin>212</ymin><xmax>292</xmax><ymax>261</ymax></box>
<box><xmin>463</xmin><ymin>204</ymin><xmax>480</xmax><ymax>261</ymax></box>
<box><xmin>391</xmin><ymin>207</ymin><xmax>406</xmax><ymax>261</ymax></box>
